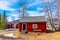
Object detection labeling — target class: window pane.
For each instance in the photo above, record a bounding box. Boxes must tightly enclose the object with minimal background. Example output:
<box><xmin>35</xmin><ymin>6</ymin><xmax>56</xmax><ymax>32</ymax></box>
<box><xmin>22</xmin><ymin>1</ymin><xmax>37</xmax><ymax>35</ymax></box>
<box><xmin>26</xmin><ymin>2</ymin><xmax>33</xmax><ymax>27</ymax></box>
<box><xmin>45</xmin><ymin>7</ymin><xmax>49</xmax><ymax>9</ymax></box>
<box><xmin>33</xmin><ymin>24</ymin><xmax>38</xmax><ymax>28</ymax></box>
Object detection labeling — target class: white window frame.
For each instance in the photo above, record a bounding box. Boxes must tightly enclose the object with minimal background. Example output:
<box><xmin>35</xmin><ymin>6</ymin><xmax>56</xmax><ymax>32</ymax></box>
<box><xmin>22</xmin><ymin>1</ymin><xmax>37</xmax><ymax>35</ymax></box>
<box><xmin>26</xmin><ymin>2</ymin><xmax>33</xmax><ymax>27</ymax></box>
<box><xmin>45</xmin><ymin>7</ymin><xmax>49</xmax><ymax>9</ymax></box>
<box><xmin>32</xmin><ymin>24</ymin><xmax>38</xmax><ymax>29</ymax></box>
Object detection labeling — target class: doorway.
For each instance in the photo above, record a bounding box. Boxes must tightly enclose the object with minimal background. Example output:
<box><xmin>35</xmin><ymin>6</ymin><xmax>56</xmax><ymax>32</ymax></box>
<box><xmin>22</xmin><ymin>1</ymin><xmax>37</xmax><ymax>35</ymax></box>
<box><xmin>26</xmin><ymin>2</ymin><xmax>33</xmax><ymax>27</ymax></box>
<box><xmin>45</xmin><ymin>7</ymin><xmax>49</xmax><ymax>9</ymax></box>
<box><xmin>22</xmin><ymin>23</ymin><xmax>27</xmax><ymax>31</ymax></box>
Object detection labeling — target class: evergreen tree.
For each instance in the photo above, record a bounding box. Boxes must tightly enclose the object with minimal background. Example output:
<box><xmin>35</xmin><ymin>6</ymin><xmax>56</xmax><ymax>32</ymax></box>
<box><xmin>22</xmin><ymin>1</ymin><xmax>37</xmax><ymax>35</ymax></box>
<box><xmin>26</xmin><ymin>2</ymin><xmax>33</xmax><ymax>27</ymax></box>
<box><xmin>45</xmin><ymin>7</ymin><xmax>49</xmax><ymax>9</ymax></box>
<box><xmin>0</xmin><ymin>14</ymin><xmax>1</xmax><ymax>26</ymax></box>
<box><xmin>0</xmin><ymin>11</ymin><xmax>6</xmax><ymax>30</ymax></box>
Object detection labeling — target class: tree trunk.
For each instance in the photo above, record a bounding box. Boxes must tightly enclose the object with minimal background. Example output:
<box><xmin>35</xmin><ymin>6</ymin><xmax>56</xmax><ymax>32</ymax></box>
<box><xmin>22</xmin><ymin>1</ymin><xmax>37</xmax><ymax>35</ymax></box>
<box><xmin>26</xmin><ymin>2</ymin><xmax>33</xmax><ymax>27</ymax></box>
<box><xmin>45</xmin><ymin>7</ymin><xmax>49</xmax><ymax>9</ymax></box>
<box><xmin>46</xmin><ymin>0</ymin><xmax>56</xmax><ymax>31</ymax></box>
<box><xmin>56</xmin><ymin>0</ymin><xmax>60</xmax><ymax>30</ymax></box>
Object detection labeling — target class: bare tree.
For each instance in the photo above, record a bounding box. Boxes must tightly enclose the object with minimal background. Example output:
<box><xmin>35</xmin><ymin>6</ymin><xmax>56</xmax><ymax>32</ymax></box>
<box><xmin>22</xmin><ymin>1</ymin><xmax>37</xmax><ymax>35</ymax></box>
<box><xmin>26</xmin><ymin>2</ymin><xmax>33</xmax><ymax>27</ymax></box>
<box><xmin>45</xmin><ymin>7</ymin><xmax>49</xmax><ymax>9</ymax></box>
<box><xmin>45</xmin><ymin>0</ymin><xmax>56</xmax><ymax>31</ymax></box>
<box><xmin>17</xmin><ymin>0</ymin><xmax>28</xmax><ymax>18</ymax></box>
<box><xmin>12</xmin><ymin>17</ymin><xmax>17</xmax><ymax>29</ymax></box>
<box><xmin>56</xmin><ymin>0</ymin><xmax>60</xmax><ymax>30</ymax></box>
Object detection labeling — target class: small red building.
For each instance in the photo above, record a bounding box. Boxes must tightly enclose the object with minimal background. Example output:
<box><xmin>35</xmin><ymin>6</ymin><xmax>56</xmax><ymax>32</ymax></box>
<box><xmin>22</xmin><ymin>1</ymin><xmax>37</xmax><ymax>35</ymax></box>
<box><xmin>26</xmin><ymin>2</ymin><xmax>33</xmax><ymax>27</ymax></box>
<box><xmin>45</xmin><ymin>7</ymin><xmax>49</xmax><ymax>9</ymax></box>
<box><xmin>7</xmin><ymin>22</ymin><xmax>14</xmax><ymax>28</ymax></box>
<box><xmin>18</xmin><ymin>16</ymin><xmax>46</xmax><ymax>32</ymax></box>
<box><xmin>7</xmin><ymin>22</ymin><xmax>19</xmax><ymax>29</ymax></box>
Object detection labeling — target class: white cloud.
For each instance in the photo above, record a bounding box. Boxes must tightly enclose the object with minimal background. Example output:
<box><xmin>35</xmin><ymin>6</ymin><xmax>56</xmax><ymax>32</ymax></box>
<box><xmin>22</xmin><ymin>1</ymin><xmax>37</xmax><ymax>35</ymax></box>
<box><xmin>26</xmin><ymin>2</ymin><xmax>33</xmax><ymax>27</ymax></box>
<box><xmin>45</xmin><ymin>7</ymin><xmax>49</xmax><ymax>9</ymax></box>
<box><xmin>27</xmin><ymin>0</ymin><xmax>52</xmax><ymax>7</ymax></box>
<box><xmin>7</xmin><ymin>17</ymin><xmax>13</xmax><ymax>22</ymax></box>
<box><xmin>43</xmin><ymin>0</ymin><xmax>52</xmax><ymax>2</ymax></box>
<box><xmin>27</xmin><ymin>1</ymin><xmax>43</xmax><ymax>7</ymax></box>
<box><xmin>11</xmin><ymin>14</ymin><xmax>19</xmax><ymax>17</ymax></box>
<box><xmin>14</xmin><ymin>17</ymin><xmax>20</xmax><ymax>20</ymax></box>
<box><xmin>7</xmin><ymin>12</ymin><xmax>19</xmax><ymax>22</ymax></box>
<box><xmin>7</xmin><ymin>16</ymin><xmax>20</xmax><ymax>22</ymax></box>
<box><xmin>37</xmin><ymin>7</ymin><xmax>43</xmax><ymax>11</ymax></box>
<box><xmin>0</xmin><ymin>0</ymin><xmax>17</xmax><ymax>11</ymax></box>
<box><xmin>27</xmin><ymin>11</ymin><xmax>45</xmax><ymax>16</ymax></box>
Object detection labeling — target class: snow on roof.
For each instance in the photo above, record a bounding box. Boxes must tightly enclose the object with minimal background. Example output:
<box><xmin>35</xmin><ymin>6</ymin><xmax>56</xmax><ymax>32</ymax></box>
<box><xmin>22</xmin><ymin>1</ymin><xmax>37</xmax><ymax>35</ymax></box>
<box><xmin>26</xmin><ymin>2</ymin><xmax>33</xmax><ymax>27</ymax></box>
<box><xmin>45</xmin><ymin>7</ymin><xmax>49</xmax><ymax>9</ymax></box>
<box><xmin>19</xmin><ymin>16</ymin><xmax>46</xmax><ymax>22</ymax></box>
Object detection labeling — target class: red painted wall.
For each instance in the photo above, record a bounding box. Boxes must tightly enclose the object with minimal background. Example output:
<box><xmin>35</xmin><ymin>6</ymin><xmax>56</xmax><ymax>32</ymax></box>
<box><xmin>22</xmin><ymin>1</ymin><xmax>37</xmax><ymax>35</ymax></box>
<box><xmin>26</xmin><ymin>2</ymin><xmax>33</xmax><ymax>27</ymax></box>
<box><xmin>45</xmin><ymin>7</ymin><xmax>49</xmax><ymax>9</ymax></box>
<box><xmin>19</xmin><ymin>22</ymin><xmax>46</xmax><ymax>32</ymax></box>
<box><xmin>7</xmin><ymin>24</ymin><xmax>19</xmax><ymax>29</ymax></box>
<box><xmin>19</xmin><ymin>23</ymin><xmax>22</xmax><ymax>31</ymax></box>
<box><xmin>7</xmin><ymin>24</ymin><xmax>14</xmax><ymax>28</ymax></box>
<box><xmin>16</xmin><ymin>24</ymin><xmax>19</xmax><ymax>29</ymax></box>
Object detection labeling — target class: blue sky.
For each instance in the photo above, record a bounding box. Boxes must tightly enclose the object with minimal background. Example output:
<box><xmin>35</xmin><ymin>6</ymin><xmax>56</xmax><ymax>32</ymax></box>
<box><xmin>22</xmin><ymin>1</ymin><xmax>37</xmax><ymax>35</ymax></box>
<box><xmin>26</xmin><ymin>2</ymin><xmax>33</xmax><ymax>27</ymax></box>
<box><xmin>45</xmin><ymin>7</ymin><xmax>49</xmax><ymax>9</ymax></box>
<box><xmin>0</xmin><ymin>0</ymin><xmax>57</xmax><ymax>22</ymax></box>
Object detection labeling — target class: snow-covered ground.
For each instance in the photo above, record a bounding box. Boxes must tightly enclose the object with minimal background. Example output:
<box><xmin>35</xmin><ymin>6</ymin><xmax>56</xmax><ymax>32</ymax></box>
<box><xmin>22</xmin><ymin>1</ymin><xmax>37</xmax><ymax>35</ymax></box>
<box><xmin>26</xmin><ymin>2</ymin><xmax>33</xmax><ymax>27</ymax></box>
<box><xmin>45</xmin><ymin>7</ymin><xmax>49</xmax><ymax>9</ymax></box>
<box><xmin>0</xmin><ymin>29</ymin><xmax>60</xmax><ymax>40</ymax></box>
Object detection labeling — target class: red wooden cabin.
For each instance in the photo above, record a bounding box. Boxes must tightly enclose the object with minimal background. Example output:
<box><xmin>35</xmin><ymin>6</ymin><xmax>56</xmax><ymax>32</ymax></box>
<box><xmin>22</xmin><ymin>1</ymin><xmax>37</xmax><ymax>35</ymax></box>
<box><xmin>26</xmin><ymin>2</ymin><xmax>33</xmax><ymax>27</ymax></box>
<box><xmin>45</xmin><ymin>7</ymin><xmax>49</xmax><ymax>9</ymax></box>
<box><xmin>18</xmin><ymin>16</ymin><xmax>46</xmax><ymax>32</ymax></box>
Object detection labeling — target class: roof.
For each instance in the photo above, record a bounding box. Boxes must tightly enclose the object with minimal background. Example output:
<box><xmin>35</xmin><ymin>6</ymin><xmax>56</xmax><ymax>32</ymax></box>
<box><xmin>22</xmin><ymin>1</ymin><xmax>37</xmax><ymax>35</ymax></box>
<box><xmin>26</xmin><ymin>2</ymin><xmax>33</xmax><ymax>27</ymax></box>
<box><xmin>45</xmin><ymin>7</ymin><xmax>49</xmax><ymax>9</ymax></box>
<box><xmin>19</xmin><ymin>16</ymin><xmax>46</xmax><ymax>22</ymax></box>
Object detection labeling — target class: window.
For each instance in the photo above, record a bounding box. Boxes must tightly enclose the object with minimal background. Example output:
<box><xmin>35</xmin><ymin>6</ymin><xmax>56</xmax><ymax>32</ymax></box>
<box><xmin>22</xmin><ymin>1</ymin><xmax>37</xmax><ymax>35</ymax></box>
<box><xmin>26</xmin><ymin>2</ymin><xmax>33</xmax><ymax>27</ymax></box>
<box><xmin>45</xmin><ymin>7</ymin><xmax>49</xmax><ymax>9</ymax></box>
<box><xmin>33</xmin><ymin>24</ymin><xmax>38</xmax><ymax>28</ymax></box>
